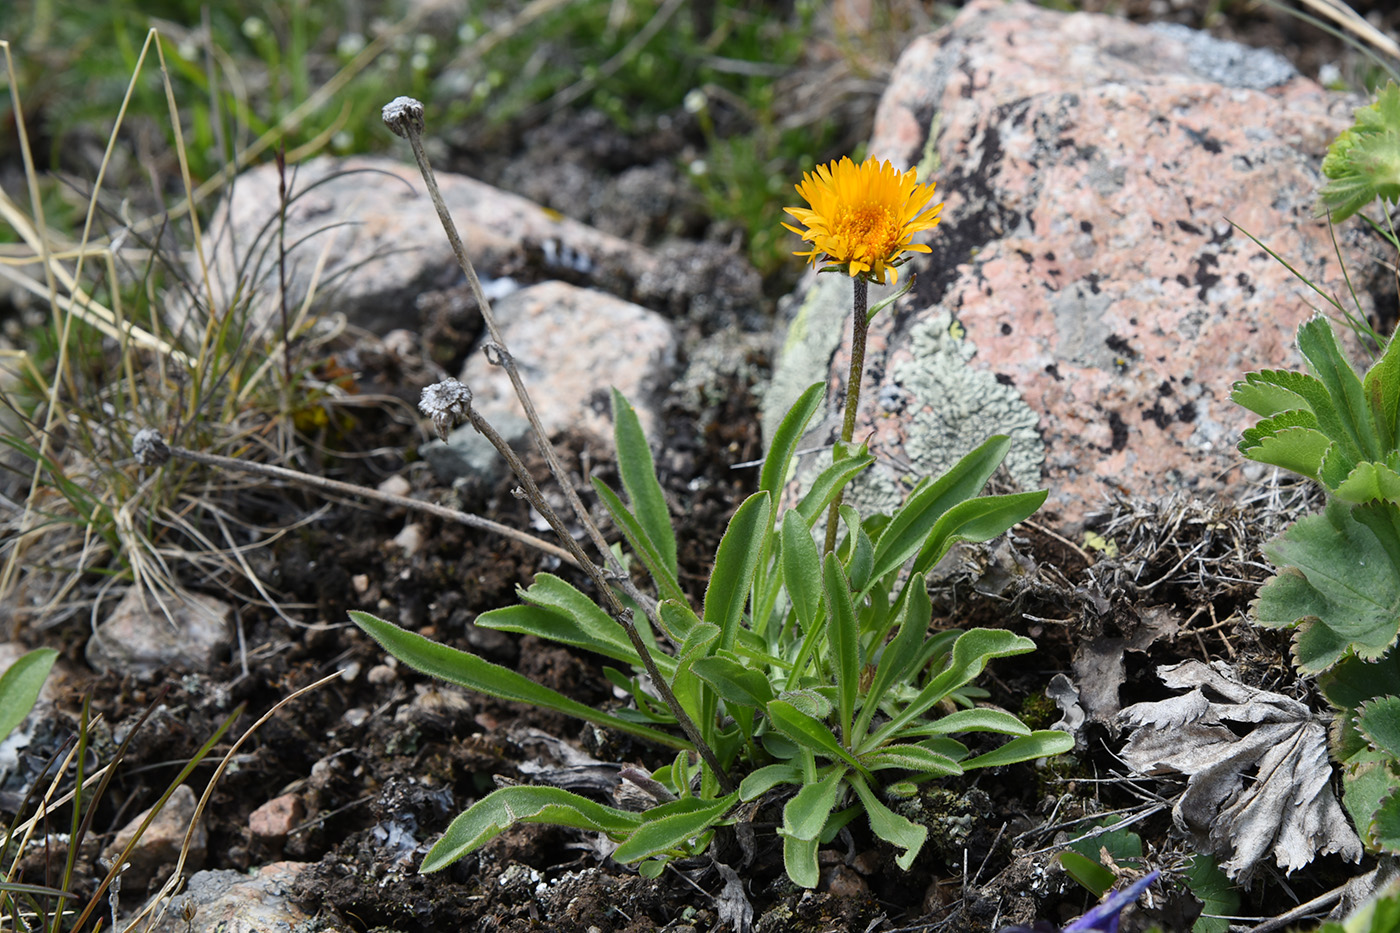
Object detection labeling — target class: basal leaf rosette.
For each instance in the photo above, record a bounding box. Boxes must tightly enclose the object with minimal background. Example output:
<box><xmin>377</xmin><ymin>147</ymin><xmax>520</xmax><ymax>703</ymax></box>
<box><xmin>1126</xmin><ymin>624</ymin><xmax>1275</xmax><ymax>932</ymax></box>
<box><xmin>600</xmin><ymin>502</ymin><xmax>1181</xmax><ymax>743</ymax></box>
<box><xmin>782</xmin><ymin>155</ymin><xmax>942</xmax><ymax>285</ymax></box>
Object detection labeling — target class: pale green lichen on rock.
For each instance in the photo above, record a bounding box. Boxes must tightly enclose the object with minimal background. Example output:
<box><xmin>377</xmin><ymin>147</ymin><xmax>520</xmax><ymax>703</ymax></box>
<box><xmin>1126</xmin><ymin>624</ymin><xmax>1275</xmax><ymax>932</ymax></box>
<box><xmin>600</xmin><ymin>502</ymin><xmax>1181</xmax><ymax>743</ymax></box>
<box><xmin>894</xmin><ymin>312</ymin><xmax>1044</xmax><ymax>490</ymax></box>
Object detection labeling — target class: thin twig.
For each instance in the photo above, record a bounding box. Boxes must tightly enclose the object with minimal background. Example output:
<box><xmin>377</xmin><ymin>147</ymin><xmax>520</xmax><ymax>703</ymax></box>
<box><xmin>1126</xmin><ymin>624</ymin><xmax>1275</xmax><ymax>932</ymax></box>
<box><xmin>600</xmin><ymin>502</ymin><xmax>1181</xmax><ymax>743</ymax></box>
<box><xmin>159</xmin><ymin>441</ymin><xmax>578</xmax><ymax>566</ymax></box>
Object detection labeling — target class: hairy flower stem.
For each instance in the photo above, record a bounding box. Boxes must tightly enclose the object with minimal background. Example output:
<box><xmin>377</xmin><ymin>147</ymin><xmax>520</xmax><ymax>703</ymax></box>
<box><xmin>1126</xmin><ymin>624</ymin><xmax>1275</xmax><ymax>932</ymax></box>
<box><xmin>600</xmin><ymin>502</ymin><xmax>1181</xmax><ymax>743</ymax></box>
<box><xmin>382</xmin><ymin>98</ymin><xmax>733</xmax><ymax>791</ymax></box>
<box><xmin>823</xmin><ymin>277</ymin><xmax>869</xmax><ymax>554</ymax></box>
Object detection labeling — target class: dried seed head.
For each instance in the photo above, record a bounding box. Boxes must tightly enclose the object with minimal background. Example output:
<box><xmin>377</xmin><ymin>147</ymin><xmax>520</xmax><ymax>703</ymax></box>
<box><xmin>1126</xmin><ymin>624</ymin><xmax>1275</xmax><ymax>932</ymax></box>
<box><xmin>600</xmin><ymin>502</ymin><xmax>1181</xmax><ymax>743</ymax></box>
<box><xmin>382</xmin><ymin>96</ymin><xmax>425</xmax><ymax>138</ymax></box>
<box><xmin>419</xmin><ymin>378</ymin><xmax>472</xmax><ymax>440</ymax></box>
<box><xmin>132</xmin><ymin>429</ymin><xmax>170</xmax><ymax>466</ymax></box>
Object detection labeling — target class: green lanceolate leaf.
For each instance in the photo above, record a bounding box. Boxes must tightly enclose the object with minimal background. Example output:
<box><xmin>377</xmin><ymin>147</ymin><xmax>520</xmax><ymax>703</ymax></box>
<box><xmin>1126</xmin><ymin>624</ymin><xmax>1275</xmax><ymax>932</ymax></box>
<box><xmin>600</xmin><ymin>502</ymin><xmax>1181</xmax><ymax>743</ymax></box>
<box><xmin>796</xmin><ymin>446</ymin><xmax>876</xmax><ymax>525</ymax></box>
<box><xmin>783</xmin><ymin>834</ymin><xmax>821</xmax><ymax>889</ymax></box>
<box><xmin>612</xmin><ymin>792</ymin><xmax>739</xmax><ymax>863</ymax></box>
<box><xmin>823</xmin><ymin>552</ymin><xmax>860</xmax><ymax>747</ymax></box>
<box><xmin>478</xmin><ymin>574</ymin><xmax>672</xmax><ymax>674</ymax></box>
<box><xmin>1297</xmin><ymin>315</ymin><xmax>1380</xmax><ymax>462</ymax></box>
<box><xmin>761</xmin><ymin>381</ymin><xmax>826</xmax><ymax>505</ymax></box>
<box><xmin>1060</xmin><ymin>850</ymin><xmax>1117</xmax><ymax>898</ymax></box>
<box><xmin>592</xmin><ymin>479</ymin><xmax>687</xmax><ymax>607</ymax></box>
<box><xmin>911</xmin><ymin>489</ymin><xmax>1048</xmax><ymax>578</ymax></box>
<box><xmin>867</xmin><ymin>435</ymin><xmax>1011</xmax><ymax>589</ymax></box>
<box><xmin>782</xmin><ymin>767</ymin><xmax>845</xmax><ymax>841</ymax></box>
<box><xmin>870</xmin><ymin>629</ymin><xmax>1036</xmax><ymax>745</ymax></box>
<box><xmin>858</xmin><ymin>744</ymin><xmax>963</xmax><ymax>775</ymax></box>
<box><xmin>840</xmin><ymin>504</ymin><xmax>875</xmax><ymax>593</ymax></box>
<box><xmin>917</xmin><ymin>707</ymin><xmax>1033</xmax><ymax>737</ymax></box>
<box><xmin>782</xmin><ymin>509</ymin><xmax>824</xmax><ymax>636</ymax></box>
<box><xmin>739</xmin><ymin>762</ymin><xmax>803</xmax><ymax>800</ymax></box>
<box><xmin>349</xmin><ymin>611</ymin><xmax>684</xmax><ymax>748</ymax></box>
<box><xmin>1356</xmin><ymin>695</ymin><xmax>1400</xmax><ymax>761</ymax></box>
<box><xmin>848</xmin><ymin>773</ymin><xmax>927</xmax><ymax>870</ymax></box>
<box><xmin>703</xmin><ymin>492</ymin><xmax>771</xmax><ymax>651</ymax></box>
<box><xmin>767</xmin><ymin>699</ymin><xmax>868</xmax><ymax>776</ymax></box>
<box><xmin>691</xmin><ymin>654</ymin><xmax>775</xmax><ymax>710</ymax></box>
<box><xmin>961</xmin><ymin>730</ymin><xmax>1075</xmax><ymax>769</ymax></box>
<box><xmin>854</xmin><ymin>574</ymin><xmax>933</xmax><ymax>745</ymax></box>
<box><xmin>0</xmin><ymin>648</ymin><xmax>57</xmax><ymax>743</ymax></box>
<box><xmin>423</xmin><ymin>785</ymin><xmax>643</xmax><ymax>871</ymax></box>
<box><xmin>610</xmin><ymin>388</ymin><xmax>678</xmax><ymax>576</ymax></box>
<box><xmin>1256</xmin><ymin>501</ymin><xmax>1400</xmax><ymax>672</ymax></box>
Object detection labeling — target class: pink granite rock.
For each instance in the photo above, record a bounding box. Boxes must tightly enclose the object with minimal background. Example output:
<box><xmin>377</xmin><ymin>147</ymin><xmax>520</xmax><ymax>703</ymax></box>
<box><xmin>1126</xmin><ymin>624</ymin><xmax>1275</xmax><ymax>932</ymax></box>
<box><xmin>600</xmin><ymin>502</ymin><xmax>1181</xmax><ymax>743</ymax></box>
<box><xmin>766</xmin><ymin>0</ymin><xmax>1379</xmax><ymax>532</ymax></box>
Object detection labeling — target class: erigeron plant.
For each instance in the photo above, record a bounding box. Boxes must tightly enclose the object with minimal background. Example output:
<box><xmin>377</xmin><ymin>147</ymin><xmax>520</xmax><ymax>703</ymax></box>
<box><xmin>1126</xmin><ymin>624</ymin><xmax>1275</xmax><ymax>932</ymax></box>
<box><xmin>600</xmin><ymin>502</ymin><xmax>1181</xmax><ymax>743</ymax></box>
<box><xmin>351</xmin><ymin>105</ymin><xmax>1070</xmax><ymax>886</ymax></box>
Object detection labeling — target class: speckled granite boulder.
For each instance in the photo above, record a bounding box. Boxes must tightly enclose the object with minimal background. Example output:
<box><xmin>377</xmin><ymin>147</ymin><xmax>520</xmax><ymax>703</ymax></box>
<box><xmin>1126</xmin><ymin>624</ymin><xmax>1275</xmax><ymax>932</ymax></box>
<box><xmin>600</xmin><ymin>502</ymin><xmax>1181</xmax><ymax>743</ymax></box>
<box><xmin>424</xmin><ymin>280</ymin><xmax>678</xmax><ymax>486</ymax></box>
<box><xmin>766</xmin><ymin>0</ymin><xmax>1378</xmax><ymax>531</ymax></box>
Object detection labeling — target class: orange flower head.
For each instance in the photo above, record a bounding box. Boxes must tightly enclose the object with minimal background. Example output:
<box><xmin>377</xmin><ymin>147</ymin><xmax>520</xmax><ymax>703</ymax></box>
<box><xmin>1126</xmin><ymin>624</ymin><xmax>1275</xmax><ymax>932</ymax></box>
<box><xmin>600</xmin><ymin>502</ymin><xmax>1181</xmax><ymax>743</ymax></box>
<box><xmin>782</xmin><ymin>156</ymin><xmax>943</xmax><ymax>285</ymax></box>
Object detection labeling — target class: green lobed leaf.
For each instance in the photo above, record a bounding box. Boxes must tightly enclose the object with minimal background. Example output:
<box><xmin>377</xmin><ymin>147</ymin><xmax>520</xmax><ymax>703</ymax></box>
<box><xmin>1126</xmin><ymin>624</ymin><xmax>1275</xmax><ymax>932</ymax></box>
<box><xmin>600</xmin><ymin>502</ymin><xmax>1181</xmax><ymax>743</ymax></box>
<box><xmin>1186</xmin><ymin>854</ymin><xmax>1240</xmax><ymax>933</ymax></box>
<box><xmin>866</xmin><ymin>435</ymin><xmax>1011</xmax><ymax>590</ymax></box>
<box><xmin>1340</xmin><ymin>746</ymin><xmax>1396</xmax><ymax>851</ymax></box>
<box><xmin>0</xmin><ymin>648</ymin><xmax>57</xmax><ymax>743</ymax></box>
<box><xmin>782</xmin><ymin>767</ymin><xmax>845</xmax><ymax>841</ymax></box>
<box><xmin>1237</xmin><ymin>414</ymin><xmax>1332</xmax><ymax>480</ymax></box>
<box><xmin>781</xmin><ymin>509</ymin><xmax>824</xmax><ymax>636</ymax></box>
<box><xmin>911</xmin><ymin>489</ymin><xmax>1048</xmax><ymax>578</ymax></box>
<box><xmin>823</xmin><ymin>552</ymin><xmax>860</xmax><ymax>747</ymax></box>
<box><xmin>848</xmin><ymin>773</ymin><xmax>927</xmax><ymax>870</ymax></box>
<box><xmin>422</xmin><ymin>786</ymin><xmax>642</xmax><ymax>871</ymax></box>
<box><xmin>1232</xmin><ymin>369</ymin><xmax>1331</xmax><ymax>418</ymax></box>
<box><xmin>961</xmin><ymin>730</ymin><xmax>1074</xmax><ymax>769</ymax></box>
<box><xmin>1257</xmin><ymin>502</ymin><xmax>1400</xmax><ymax>672</ymax></box>
<box><xmin>1357</xmin><ymin>695</ymin><xmax>1400</xmax><ymax>761</ymax></box>
<box><xmin>1366</xmin><ymin>331</ymin><xmax>1400</xmax><ymax>453</ymax></box>
<box><xmin>1334</xmin><ymin>461</ymin><xmax>1400</xmax><ymax>507</ymax></box>
<box><xmin>703</xmin><ymin>492</ymin><xmax>772</xmax><ymax>651</ymax></box>
<box><xmin>611</xmin><ymin>388</ymin><xmax>678</xmax><ymax>576</ymax></box>
<box><xmin>349</xmin><ymin>611</ymin><xmax>684</xmax><ymax>748</ymax></box>
<box><xmin>612</xmin><ymin>792</ymin><xmax>739</xmax><ymax>863</ymax></box>
<box><xmin>1297</xmin><ymin>315</ymin><xmax>1379</xmax><ymax>462</ymax></box>
<box><xmin>1369</xmin><ymin>783</ymin><xmax>1400</xmax><ymax>855</ymax></box>
<box><xmin>761</xmin><ymin>382</ymin><xmax>826</xmax><ymax>506</ymax></box>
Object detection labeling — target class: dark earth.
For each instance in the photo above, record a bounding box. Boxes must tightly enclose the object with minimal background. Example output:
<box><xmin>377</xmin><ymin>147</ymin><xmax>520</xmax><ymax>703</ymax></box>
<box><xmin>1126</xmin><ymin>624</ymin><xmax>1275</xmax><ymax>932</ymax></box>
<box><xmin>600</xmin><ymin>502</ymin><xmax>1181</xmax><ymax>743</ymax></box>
<box><xmin>4</xmin><ymin>2</ymin><xmax>1400</xmax><ymax>931</ymax></box>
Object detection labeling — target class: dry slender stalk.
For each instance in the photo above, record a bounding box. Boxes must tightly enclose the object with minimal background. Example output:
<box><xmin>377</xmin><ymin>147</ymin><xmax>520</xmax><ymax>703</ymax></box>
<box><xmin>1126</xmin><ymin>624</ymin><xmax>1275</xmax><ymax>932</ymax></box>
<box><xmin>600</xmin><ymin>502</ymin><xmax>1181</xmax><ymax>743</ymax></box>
<box><xmin>381</xmin><ymin>98</ymin><xmax>734</xmax><ymax>792</ymax></box>
<box><xmin>152</xmin><ymin>441</ymin><xmax>579</xmax><ymax>567</ymax></box>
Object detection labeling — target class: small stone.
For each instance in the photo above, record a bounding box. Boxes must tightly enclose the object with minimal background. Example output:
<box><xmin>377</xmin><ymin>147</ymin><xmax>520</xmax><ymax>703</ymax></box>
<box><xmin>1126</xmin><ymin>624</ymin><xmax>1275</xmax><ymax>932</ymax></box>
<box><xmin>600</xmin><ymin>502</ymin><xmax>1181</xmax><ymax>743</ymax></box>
<box><xmin>249</xmin><ymin>793</ymin><xmax>304</xmax><ymax>840</ymax></box>
<box><xmin>145</xmin><ymin>861</ymin><xmax>313</xmax><ymax>933</ymax></box>
<box><xmin>822</xmin><ymin>863</ymin><xmax>870</xmax><ymax>898</ymax></box>
<box><xmin>102</xmin><ymin>784</ymin><xmax>205</xmax><ymax>892</ymax></box>
<box><xmin>377</xmin><ymin>474</ymin><xmax>412</xmax><ymax>498</ymax></box>
<box><xmin>342</xmin><ymin>707</ymin><xmax>369</xmax><ymax>728</ymax></box>
<box><xmin>367</xmin><ymin>664</ymin><xmax>397</xmax><ymax>685</ymax></box>
<box><xmin>87</xmin><ymin>589</ymin><xmax>232</xmax><ymax>677</ymax></box>
<box><xmin>391</xmin><ymin>522</ymin><xmax>425</xmax><ymax>555</ymax></box>
<box><xmin>351</xmin><ymin>574</ymin><xmax>370</xmax><ymax>595</ymax></box>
